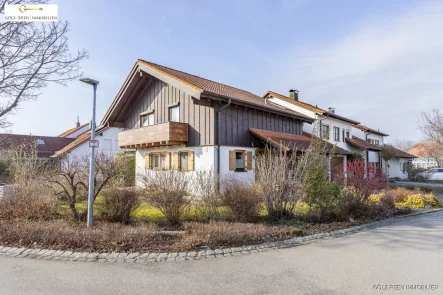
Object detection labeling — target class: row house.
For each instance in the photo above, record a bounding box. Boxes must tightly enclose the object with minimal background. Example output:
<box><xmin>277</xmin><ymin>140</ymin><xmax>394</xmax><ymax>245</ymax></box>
<box><xmin>100</xmin><ymin>59</ymin><xmax>350</xmax><ymax>185</ymax></box>
<box><xmin>263</xmin><ymin>90</ymin><xmax>415</xmax><ymax>179</ymax></box>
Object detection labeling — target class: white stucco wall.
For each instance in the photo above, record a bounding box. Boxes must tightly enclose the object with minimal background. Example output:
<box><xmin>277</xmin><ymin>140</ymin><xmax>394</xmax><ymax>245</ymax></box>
<box><xmin>134</xmin><ymin>145</ymin><xmax>257</xmax><ymax>187</ymax></box>
<box><xmin>218</xmin><ymin>146</ymin><xmax>256</xmax><ymax>183</ymax></box>
<box><xmin>317</xmin><ymin>117</ymin><xmax>355</xmax><ymax>151</ymax></box>
<box><xmin>368</xmin><ymin>151</ymin><xmax>380</xmax><ymax>163</ymax></box>
<box><xmin>385</xmin><ymin>158</ymin><xmax>409</xmax><ymax>180</ymax></box>
<box><xmin>66</xmin><ymin>127</ymin><xmax>123</xmax><ymax>159</ymax></box>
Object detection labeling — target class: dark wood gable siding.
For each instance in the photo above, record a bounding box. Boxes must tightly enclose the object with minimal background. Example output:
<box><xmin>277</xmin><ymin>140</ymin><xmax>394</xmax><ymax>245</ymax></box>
<box><xmin>125</xmin><ymin>78</ymin><xmax>214</xmax><ymax>146</ymax></box>
<box><xmin>217</xmin><ymin>103</ymin><xmax>303</xmax><ymax>147</ymax></box>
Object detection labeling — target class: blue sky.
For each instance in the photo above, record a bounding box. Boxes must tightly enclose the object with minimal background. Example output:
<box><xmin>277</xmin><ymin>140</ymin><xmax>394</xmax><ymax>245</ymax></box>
<box><xmin>6</xmin><ymin>0</ymin><xmax>443</xmax><ymax>142</ymax></box>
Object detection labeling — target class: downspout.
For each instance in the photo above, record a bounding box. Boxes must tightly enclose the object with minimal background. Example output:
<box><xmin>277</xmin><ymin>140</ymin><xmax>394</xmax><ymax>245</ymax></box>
<box><xmin>215</xmin><ymin>98</ymin><xmax>232</xmax><ymax>176</ymax></box>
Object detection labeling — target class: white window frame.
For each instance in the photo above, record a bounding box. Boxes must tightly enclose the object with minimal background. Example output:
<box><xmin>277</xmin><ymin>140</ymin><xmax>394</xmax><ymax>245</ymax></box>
<box><xmin>169</xmin><ymin>106</ymin><xmax>180</xmax><ymax>122</ymax></box>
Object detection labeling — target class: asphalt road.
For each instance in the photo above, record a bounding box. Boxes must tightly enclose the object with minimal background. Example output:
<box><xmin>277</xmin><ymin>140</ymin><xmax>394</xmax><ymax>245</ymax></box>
<box><xmin>1</xmin><ymin>211</ymin><xmax>443</xmax><ymax>295</ymax></box>
<box><xmin>396</xmin><ymin>181</ymin><xmax>443</xmax><ymax>188</ymax></box>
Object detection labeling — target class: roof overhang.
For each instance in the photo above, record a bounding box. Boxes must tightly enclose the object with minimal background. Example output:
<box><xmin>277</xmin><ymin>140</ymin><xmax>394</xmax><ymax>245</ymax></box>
<box><xmin>323</xmin><ymin>112</ymin><xmax>360</xmax><ymax>125</ymax></box>
<box><xmin>249</xmin><ymin>128</ymin><xmax>350</xmax><ymax>155</ymax></box>
<box><xmin>101</xmin><ymin>61</ymin><xmax>203</xmax><ymax>126</ymax></box>
<box><xmin>345</xmin><ymin>137</ymin><xmax>381</xmax><ymax>151</ymax></box>
<box><xmin>205</xmin><ymin>92</ymin><xmax>315</xmax><ymax>124</ymax></box>
<box><xmin>263</xmin><ymin>91</ymin><xmax>324</xmax><ymax>115</ymax></box>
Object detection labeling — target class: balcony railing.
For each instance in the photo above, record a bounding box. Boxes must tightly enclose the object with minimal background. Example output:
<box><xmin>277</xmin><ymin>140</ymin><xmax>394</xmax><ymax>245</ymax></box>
<box><xmin>118</xmin><ymin>122</ymin><xmax>188</xmax><ymax>149</ymax></box>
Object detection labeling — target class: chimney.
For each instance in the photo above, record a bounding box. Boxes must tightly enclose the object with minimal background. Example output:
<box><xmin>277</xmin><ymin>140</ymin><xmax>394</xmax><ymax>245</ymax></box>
<box><xmin>328</xmin><ymin>107</ymin><xmax>335</xmax><ymax>114</ymax></box>
<box><xmin>289</xmin><ymin>89</ymin><xmax>299</xmax><ymax>101</ymax></box>
<box><xmin>76</xmin><ymin>115</ymin><xmax>80</xmax><ymax>127</ymax></box>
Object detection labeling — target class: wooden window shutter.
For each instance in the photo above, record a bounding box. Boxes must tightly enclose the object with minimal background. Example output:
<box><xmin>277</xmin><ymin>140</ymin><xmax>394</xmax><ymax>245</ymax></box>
<box><xmin>165</xmin><ymin>152</ymin><xmax>171</xmax><ymax>170</ymax></box>
<box><xmin>173</xmin><ymin>152</ymin><xmax>179</xmax><ymax>170</ymax></box>
<box><xmin>246</xmin><ymin>151</ymin><xmax>252</xmax><ymax>170</ymax></box>
<box><xmin>229</xmin><ymin>150</ymin><xmax>236</xmax><ymax>171</ymax></box>
<box><xmin>188</xmin><ymin>151</ymin><xmax>195</xmax><ymax>171</ymax></box>
<box><xmin>145</xmin><ymin>153</ymin><xmax>151</xmax><ymax>169</ymax></box>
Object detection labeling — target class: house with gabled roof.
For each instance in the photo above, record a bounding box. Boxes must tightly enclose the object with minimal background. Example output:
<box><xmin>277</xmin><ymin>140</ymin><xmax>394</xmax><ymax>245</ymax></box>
<box><xmin>53</xmin><ymin>125</ymin><xmax>124</xmax><ymax>159</ymax></box>
<box><xmin>0</xmin><ymin>133</ymin><xmax>75</xmax><ymax>159</ymax></box>
<box><xmin>101</xmin><ymin>59</ymin><xmax>351</xmax><ymax>185</ymax></box>
<box><xmin>59</xmin><ymin>121</ymin><xmax>89</xmax><ymax>139</ymax></box>
<box><xmin>263</xmin><ymin>90</ymin><xmax>415</xmax><ymax>179</ymax></box>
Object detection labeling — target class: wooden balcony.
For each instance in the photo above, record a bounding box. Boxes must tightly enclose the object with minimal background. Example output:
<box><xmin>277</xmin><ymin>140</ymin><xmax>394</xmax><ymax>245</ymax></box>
<box><xmin>118</xmin><ymin>122</ymin><xmax>188</xmax><ymax>149</ymax></box>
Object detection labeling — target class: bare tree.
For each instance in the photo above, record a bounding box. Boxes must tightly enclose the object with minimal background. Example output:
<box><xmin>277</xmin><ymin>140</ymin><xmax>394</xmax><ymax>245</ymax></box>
<box><xmin>47</xmin><ymin>153</ymin><xmax>119</xmax><ymax>220</ymax></box>
<box><xmin>420</xmin><ymin>109</ymin><xmax>443</xmax><ymax>146</ymax></box>
<box><xmin>255</xmin><ymin>136</ymin><xmax>331</xmax><ymax>219</ymax></box>
<box><xmin>47</xmin><ymin>156</ymin><xmax>86</xmax><ymax>220</ymax></box>
<box><xmin>392</xmin><ymin>140</ymin><xmax>417</xmax><ymax>152</ymax></box>
<box><xmin>0</xmin><ymin>0</ymin><xmax>87</xmax><ymax>128</ymax></box>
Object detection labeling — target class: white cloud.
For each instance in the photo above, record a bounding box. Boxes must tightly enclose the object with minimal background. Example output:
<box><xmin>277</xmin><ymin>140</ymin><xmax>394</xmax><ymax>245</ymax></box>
<box><xmin>268</xmin><ymin>0</ymin><xmax>443</xmax><ymax>141</ymax></box>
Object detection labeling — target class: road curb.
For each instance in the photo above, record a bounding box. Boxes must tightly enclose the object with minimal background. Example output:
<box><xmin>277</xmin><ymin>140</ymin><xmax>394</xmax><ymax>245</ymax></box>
<box><xmin>1</xmin><ymin>208</ymin><xmax>442</xmax><ymax>263</ymax></box>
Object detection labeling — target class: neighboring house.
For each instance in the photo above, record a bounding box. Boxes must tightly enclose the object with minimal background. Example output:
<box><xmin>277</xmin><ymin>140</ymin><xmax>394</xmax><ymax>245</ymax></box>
<box><xmin>0</xmin><ymin>133</ymin><xmax>74</xmax><ymax>159</ymax></box>
<box><xmin>408</xmin><ymin>142</ymin><xmax>443</xmax><ymax>169</ymax></box>
<box><xmin>59</xmin><ymin>121</ymin><xmax>89</xmax><ymax>139</ymax></box>
<box><xmin>351</xmin><ymin>124</ymin><xmax>415</xmax><ymax>179</ymax></box>
<box><xmin>101</xmin><ymin>59</ymin><xmax>351</xmax><ymax>185</ymax></box>
<box><xmin>263</xmin><ymin>90</ymin><xmax>415</xmax><ymax>179</ymax></box>
<box><xmin>53</xmin><ymin>125</ymin><xmax>123</xmax><ymax>159</ymax></box>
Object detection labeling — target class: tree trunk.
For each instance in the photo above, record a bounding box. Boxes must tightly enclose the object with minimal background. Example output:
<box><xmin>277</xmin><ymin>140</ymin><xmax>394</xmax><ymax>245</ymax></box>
<box><xmin>69</xmin><ymin>200</ymin><xmax>79</xmax><ymax>220</ymax></box>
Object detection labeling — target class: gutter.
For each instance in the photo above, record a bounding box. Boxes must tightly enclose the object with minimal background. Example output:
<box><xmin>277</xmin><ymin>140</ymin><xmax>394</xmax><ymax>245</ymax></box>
<box><xmin>203</xmin><ymin>92</ymin><xmax>314</xmax><ymax>124</ymax></box>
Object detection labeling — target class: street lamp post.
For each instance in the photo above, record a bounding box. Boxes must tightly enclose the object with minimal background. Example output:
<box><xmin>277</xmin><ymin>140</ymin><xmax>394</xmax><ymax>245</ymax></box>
<box><xmin>80</xmin><ymin>77</ymin><xmax>99</xmax><ymax>227</ymax></box>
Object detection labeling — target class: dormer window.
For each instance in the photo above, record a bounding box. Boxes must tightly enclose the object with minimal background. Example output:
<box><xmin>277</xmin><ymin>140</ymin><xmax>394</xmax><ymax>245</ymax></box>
<box><xmin>36</xmin><ymin>139</ymin><xmax>45</xmax><ymax>145</ymax></box>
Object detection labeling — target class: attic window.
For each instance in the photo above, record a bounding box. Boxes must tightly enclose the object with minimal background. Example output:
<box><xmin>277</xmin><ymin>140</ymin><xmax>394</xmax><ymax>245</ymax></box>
<box><xmin>36</xmin><ymin>139</ymin><xmax>45</xmax><ymax>145</ymax></box>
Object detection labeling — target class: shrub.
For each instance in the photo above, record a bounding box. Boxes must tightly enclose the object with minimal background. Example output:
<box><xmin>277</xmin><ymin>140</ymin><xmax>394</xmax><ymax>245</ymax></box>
<box><xmin>304</xmin><ymin>161</ymin><xmax>341</xmax><ymax>219</ymax></box>
<box><xmin>334</xmin><ymin>186</ymin><xmax>368</xmax><ymax>220</ymax></box>
<box><xmin>140</xmin><ymin>170</ymin><xmax>191</xmax><ymax>225</ymax></box>
<box><xmin>255</xmin><ymin>137</ymin><xmax>330</xmax><ymax>219</ymax></box>
<box><xmin>178</xmin><ymin>221</ymin><xmax>293</xmax><ymax>250</ymax></box>
<box><xmin>219</xmin><ymin>176</ymin><xmax>262</xmax><ymax>222</ymax></box>
<box><xmin>99</xmin><ymin>188</ymin><xmax>140</xmax><ymax>223</ymax></box>
<box><xmin>0</xmin><ymin>146</ymin><xmax>58</xmax><ymax>220</ymax></box>
<box><xmin>368</xmin><ymin>192</ymin><xmax>395</xmax><ymax>209</ymax></box>
<box><xmin>113</xmin><ymin>153</ymin><xmax>136</xmax><ymax>187</ymax></box>
<box><xmin>335</xmin><ymin>160</ymin><xmax>385</xmax><ymax>200</ymax></box>
<box><xmin>0</xmin><ymin>219</ymin><xmax>172</xmax><ymax>252</ymax></box>
<box><xmin>193</xmin><ymin>169</ymin><xmax>220</xmax><ymax>219</ymax></box>
<box><xmin>385</xmin><ymin>187</ymin><xmax>411</xmax><ymax>203</ymax></box>
<box><xmin>396</xmin><ymin>194</ymin><xmax>442</xmax><ymax>209</ymax></box>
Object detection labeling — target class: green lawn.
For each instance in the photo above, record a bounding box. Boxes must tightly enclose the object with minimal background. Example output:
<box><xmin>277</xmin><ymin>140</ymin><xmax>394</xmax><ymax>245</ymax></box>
<box><xmin>60</xmin><ymin>196</ymin><xmax>311</xmax><ymax>222</ymax></box>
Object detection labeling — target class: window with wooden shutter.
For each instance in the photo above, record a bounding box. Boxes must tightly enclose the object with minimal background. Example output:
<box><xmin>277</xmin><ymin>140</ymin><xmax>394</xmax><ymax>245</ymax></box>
<box><xmin>173</xmin><ymin>152</ymin><xmax>179</xmax><ymax>170</ymax></box>
<box><xmin>188</xmin><ymin>151</ymin><xmax>194</xmax><ymax>171</ymax></box>
<box><xmin>229</xmin><ymin>150</ymin><xmax>236</xmax><ymax>171</ymax></box>
<box><xmin>229</xmin><ymin>150</ymin><xmax>247</xmax><ymax>172</ymax></box>
<box><xmin>246</xmin><ymin>151</ymin><xmax>252</xmax><ymax>170</ymax></box>
<box><xmin>165</xmin><ymin>152</ymin><xmax>171</xmax><ymax>170</ymax></box>
<box><xmin>145</xmin><ymin>153</ymin><xmax>151</xmax><ymax>169</ymax></box>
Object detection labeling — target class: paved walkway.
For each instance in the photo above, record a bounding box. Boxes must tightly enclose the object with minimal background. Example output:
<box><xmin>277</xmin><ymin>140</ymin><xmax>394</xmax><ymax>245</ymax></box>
<box><xmin>1</xmin><ymin>211</ymin><xmax>443</xmax><ymax>295</ymax></box>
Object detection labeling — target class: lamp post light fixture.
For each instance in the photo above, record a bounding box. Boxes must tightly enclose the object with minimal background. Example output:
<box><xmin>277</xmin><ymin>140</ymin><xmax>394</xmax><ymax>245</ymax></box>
<box><xmin>80</xmin><ymin>77</ymin><xmax>99</xmax><ymax>227</ymax></box>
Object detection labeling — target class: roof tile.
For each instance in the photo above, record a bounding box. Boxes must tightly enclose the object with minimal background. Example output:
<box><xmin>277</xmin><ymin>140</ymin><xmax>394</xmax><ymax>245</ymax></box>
<box><xmin>249</xmin><ymin>128</ymin><xmax>350</xmax><ymax>155</ymax></box>
<box><xmin>138</xmin><ymin>60</ymin><xmax>313</xmax><ymax>122</ymax></box>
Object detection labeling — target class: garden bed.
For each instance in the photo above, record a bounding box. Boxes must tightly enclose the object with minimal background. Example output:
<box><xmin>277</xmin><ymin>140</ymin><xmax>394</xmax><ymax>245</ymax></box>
<box><xmin>0</xmin><ymin>207</ymin><xmax>412</xmax><ymax>253</ymax></box>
